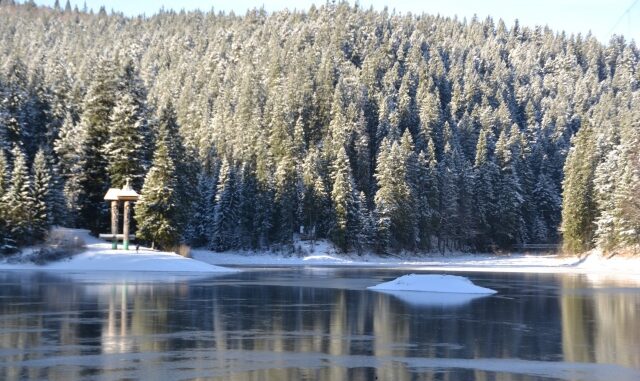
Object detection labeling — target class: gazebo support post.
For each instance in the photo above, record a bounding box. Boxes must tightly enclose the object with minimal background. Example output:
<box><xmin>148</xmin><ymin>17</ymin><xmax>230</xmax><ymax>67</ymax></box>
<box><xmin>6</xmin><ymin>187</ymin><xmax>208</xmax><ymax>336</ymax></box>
<box><xmin>111</xmin><ymin>200</ymin><xmax>119</xmax><ymax>249</ymax></box>
<box><xmin>123</xmin><ymin>200</ymin><xmax>131</xmax><ymax>250</ymax></box>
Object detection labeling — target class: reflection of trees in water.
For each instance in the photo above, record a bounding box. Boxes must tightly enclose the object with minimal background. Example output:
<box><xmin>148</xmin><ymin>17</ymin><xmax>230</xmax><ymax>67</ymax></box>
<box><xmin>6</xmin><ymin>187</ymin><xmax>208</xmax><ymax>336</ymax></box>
<box><xmin>0</xmin><ymin>273</ymin><xmax>180</xmax><ymax>381</ymax></box>
<box><xmin>0</xmin><ymin>273</ymin><xmax>83</xmax><ymax>381</ymax></box>
<box><xmin>101</xmin><ymin>283</ymin><xmax>175</xmax><ymax>354</ymax></box>
<box><xmin>201</xmin><ymin>276</ymin><xmax>563</xmax><ymax>381</ymax></box>
<box><xmin>561</xmin><ymin>276</ymin><xmax>640</xmax><ymax>369</ymax></box>
<box><xmin>2</xmin><ymin>272</ymin><xmax>639</xmax><ymax>380</ymax></box>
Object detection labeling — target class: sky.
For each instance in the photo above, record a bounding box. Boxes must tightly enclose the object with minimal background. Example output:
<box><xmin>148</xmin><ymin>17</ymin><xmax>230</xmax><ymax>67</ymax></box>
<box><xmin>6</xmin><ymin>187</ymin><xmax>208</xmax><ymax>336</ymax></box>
<box><xmin>32</xmin><ymin>0</ymin><xmax>640</xmax><ymax>44</ymax></box>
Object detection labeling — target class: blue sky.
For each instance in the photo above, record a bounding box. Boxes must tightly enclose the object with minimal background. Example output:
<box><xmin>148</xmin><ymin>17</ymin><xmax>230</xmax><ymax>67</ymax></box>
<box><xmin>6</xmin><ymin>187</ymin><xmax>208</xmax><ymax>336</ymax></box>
<box><xmin>33</xmin><ymin>0</ymin><xmax>640</xmax><ymax>44</ymax></box>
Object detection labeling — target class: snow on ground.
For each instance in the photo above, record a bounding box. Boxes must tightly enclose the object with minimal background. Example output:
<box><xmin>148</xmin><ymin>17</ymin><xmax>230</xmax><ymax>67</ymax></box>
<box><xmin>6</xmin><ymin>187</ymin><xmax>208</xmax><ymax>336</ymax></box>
<box><xmin>368</xmin><ymin>274</ymin><xmax>497</xmax><ymax>294</ymax></box>
<box><xmin>5</xmin><ymin>229</ymin><xmax>637</xmax><ymax>278</ymax></box>
<box><xmin>192</xmin><ymin>239</ymin><xmax>640</xmax><ymax>279</ymax></box>
<box><xmin>0</xmin><ymin>228</ymin><xmax>238</xmax><ymax>274</ymax></box>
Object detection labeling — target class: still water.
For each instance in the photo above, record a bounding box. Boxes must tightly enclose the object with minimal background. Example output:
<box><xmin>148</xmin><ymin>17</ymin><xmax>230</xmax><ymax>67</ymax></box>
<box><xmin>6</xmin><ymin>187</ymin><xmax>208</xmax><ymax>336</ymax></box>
<box><xmin>0</xmin><ymin>268</ymin><xmax>639</xmax><ymax>381</ymax></box>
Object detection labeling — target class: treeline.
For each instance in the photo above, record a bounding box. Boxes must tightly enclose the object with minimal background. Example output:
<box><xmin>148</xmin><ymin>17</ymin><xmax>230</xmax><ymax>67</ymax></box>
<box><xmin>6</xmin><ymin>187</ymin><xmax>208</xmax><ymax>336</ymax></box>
<box><xmin>561</xmin><ymin>98</ymin><xmax>640</xmax><ymax>254</ymax></box>
<box><xmin>0</xmin><ymin>1</ymin><xmax>638</xmax><ymax>253</ymax></box>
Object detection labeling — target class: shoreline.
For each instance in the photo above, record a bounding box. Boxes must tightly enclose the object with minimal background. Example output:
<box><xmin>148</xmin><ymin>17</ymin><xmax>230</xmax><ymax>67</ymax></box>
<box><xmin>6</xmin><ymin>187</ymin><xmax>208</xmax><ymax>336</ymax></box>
<box><xmin>1</xmin><ymin>228</ymin><xmax>638</xmax><ymax>280</ymax></box>
<box><xmin>192</xmin><ymin>249</ymin><xmax>640</xmax><ymax>279</ymax></box>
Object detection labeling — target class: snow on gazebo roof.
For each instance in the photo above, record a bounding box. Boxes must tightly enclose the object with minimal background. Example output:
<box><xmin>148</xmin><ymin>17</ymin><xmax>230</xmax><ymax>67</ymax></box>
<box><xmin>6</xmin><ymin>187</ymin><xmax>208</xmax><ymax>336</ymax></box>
<box><xmin>103</xmin><ymin>179</ymin><xmax>140</xmax><ymax>202</ymax></box>
<box><xmin>104</xmin><ymin>188</ymin><xmax>121</xmax><ymax>201</ymax></box>
<box><xmin>118</xmin><ymin>179</ymin><xmax>140</xmax><ymax>201</ymax></box>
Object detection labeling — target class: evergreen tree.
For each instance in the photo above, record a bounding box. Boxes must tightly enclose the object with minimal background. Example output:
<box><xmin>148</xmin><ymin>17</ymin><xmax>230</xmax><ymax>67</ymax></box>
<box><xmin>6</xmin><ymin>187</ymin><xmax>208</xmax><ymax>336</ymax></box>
<box><xmin>76</xmin><ymin>58</ymin><xmax>117</xmax><ymax>234</ymax></box>
<box><xmin>4</xmin><ymin>145</ymin><xmax>34</xmax><ymax>245</ymax></box>
<box><xmin>493</xmin><ymin>128</ymin><xmax>524</xmax><ymax>247</ymax></box>
<box><xmin>300</xmin><ymin>150</ymin><xmax>330</xmax><ymax>241</ymax></box>
<box><xmin>472</xmin><ymin>127</ymin><xmax>498</xmax><ymax>250</ymax></box>
<box><xmin>437</xmin><ymin>123</ymin><xmax>462</xmax><ymax>251</ymax></box>
<box><xmin>30</xmin><ymin>148</ymin><xmax>52</xmax><ymax>240</ymax></box>
<box><xmin>273</xmin><ymin>154</ymin><xmax>298</xmax><ymax>244</ymax></box>
<box><xmin>53</xmin><ymin>111</ymin><xmax>84</xmax><ymax>226</ymax></box>
<box><xmin>355</xmin><ymin>190</ymin><xmax>376</xmax><ymax>252</ymax></box>
<box><xmin>374</xmin><ymin>139</ymin><xmax>414</xmax><ymax>251</ymax></box>
<box><xmin>210</xmin><ymin>158</ymin><xmax>240</xmax><ymax>251</ymax></box>
<box><xmin>104</xmin><ymin>92</ymin><xmax>145</xmax><ymax>188</ymax></box>
<box><xmin>399</xmin><ymin>131</ymin><xmax>419</xmax><ymax>249</ymax></box>
<box><xmin>156</xmin><ymin>101</ymin><xmax>195</xmax><ymax>239</ymax></box>
<box><xmin>0</xmin><ymin>150</ymin><xmax>16</xmax><ymax>253</ymax></box>
<box><xmin>1</xmin><ymin>58</ymin><xmax>29</xmax><ymax>150</ymax></box>
<box><xmin>134</xmin><ymin>130</ymin><xmax>179</xmax><ymax>250</ymax></box>
<box><xmin>331</xmin><ymin>146</ymin><xmax>358</xmax><ymax>252</ymax></box>
<box><xmin>237</xmin><ymin>160</ymin><xmax>260</xmax><ymax>249</ymax></box>
<box><xmin>561</xmin><ymin>122</ymin><xmax>599</xmax><ymax>253</ymax></box>
<box><xmin>0</xmin><ymin>149</ymin><xmax>7</xmax><ymax>198</ymax></box>
<box><xmin>184</xmin><ymin>166</ymin><xmax>216</xmax><ymax>247</ymax></box>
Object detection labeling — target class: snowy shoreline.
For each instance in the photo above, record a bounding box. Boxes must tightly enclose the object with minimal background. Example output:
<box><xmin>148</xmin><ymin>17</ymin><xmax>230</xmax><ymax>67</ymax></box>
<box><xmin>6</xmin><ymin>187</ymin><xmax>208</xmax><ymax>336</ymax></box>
<box><xmin>192</xmin><ymin>244</ymin><xmax>640</xmax><ymax>279</ymax></box>
<box><xmin>0</xmin><ymin>228</ymin><xmax>238</xmax><ymax>274</ymax></box>
<box><xmin>1</xmin><ymin>229</ymin><xmax>638</xmax><ymax>279</ymax></box>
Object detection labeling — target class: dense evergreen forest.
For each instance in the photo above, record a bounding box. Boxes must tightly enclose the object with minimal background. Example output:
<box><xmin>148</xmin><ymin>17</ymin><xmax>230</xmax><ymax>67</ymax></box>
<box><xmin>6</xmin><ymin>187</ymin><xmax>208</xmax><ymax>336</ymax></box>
<box><xmin>0</xmin><ymin>1</ymin><xmax>638</xmax><ymax>254</ymax></box>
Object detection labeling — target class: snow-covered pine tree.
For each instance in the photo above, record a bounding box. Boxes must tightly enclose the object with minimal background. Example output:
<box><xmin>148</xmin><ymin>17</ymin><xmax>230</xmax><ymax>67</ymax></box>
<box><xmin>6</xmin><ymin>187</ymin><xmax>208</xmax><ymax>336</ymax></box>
<box><xmin>4</xmin><ymin>145</ymin><xmax>35</xmax><ymax>245</ymax></box>
<box><xmin>374</xmin><ymin>138</ymin><xmax>414</xmax><ymax>251</ymax></box>
<box><xmin>53</xmin><ymin>111</ymin><xmax>84</xmax><ymax>226</ymax></box>
<box><xmin>355</xmin><ymin>190</ymin><xmax>375</xmax><ymax>252</ymax></box>
<box><xmin>210</xmin><ymin>158</ymin><xmax>240</xmax><ymax>251</ymax></box>
<box><xmin>237</xmin><ymin>160</ymin><xmax>260</xmax><ymax>249</ymax></box>
<box><xmin>134</xmin><ymin>129</ymin><xmax>179</xmax><ymax>250</ymax></box>
<box><xmin>612</xmin><ymin>105</ymin><xmax>640</xmax><ymax>248</ymax></box>
<box><xmin>437</xmin><ymin>123</ymin><xmax>462</xmax><ymax>251</ymax></box>
<box><xmin>331</xmin><ymin>146</ymin><xmax>358</xmax><ymax>252</ymax></box>
<box><xmin>273</xmin><ymin>154</ymin><xmax>298</xmax><ymax>244</ymax></box>
<box><xmin>47</xmin><ymin>152</ymin><xmax>68</xmax><ymax>226</ymax></box>
<box><xmin>300</xmin><ymin>149</ymin><xmax>329</xmax><ymax>241</ymax></box>
<box><xmin>0</xmin><ymin>149</ymin><xmax>7</xmax><ymax>198</ymax></box>
<box><xmin>561</xmin><ymin>121</ymin><xmax>599</xmax><ymax>253</ymax></box>
<box><xmin>76</xmin><ymin>57</ymin><xmax>118</xmax><ymax>234</ymax></box>
<box><xmin>493</xmin><ymin>128</ymin><xmax>524</xmax><ymax>248</ymax></box>
<box><xmin>472</xmin><ymin>127</ymin><xmax>498</xmax><ymax>250</ymax></box>
<box><xmin>0</xmin><ymin>149</ymin><xmax>16</xmax><ymax>253</ymax></box>
<box><xmin>25</xmin><ymin>66</ymin><xmax>53</xmax><ymax>156</ymax></box>
<box><xmin>1</xmin><ymin>58</ymin><xmax>30</xmax><ymax>150</ymax></box>
<box><xmin>399</xmin><ymin>130</ymin><xmax>419</xmax><ymax>249</ymax></box>
<box><xmin>156</xmin><ymin>101</ymin><xmax>195</xmax><ymax>240</ymax></box>
<box><xmin>531</xmin><ymin>170</ymin><xmax>561</xmax><ymax>243</ymax></box>
<box><xmin>30</xmin><ymin>148</ymin><xmax>52</xmax><ymax>240</ymax></box>
<box><xmin>184</xmin><ymin>166</ymin><xmax>216</xmax><ymax>248</ymax></box>
<box><xmin>104</xmin><ymin>91</ymin><xmax>145</xmax><ymax>189</ymax></box>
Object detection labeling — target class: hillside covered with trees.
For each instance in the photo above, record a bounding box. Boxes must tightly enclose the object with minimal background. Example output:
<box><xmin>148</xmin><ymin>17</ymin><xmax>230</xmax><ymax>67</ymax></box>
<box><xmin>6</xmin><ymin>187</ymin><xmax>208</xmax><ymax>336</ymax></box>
<box><xmin>0</xmin><ymin>1</ymin><xmax>638</xmax><ymax>254</ymax></box>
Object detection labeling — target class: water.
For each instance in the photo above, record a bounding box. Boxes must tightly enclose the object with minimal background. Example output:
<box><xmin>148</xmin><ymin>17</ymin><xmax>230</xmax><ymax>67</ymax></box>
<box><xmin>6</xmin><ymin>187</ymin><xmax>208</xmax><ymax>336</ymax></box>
<box><xmin>1</xmin><ymin>268</ymin><xmax>639</xmax><ymax>381</ymax></box>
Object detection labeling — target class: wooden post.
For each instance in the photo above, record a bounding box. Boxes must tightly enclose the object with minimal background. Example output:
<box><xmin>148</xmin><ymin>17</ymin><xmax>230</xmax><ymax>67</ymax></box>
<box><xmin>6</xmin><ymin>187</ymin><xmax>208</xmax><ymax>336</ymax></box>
<box><xmin>111</xmin><ymin>200</ymin><xmax>119</xmax><ymax>249</ymax></box>
<box><xmin>123</xmin><ymin>201</ymin><xmax>130</xmax><ymax>250</ymax></box>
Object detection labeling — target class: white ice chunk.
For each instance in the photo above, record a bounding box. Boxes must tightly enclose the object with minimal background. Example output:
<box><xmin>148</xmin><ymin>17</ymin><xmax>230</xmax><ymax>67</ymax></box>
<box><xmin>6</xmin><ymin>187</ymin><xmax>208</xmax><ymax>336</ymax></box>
<box><xmin>367</xmin><ymin>274</ymin><xmax>497</xmax><ymax>294</ymax></box>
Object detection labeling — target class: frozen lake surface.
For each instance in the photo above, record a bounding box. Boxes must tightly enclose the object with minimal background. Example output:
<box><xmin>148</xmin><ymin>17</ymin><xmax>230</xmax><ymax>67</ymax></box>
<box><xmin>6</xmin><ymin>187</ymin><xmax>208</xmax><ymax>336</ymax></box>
<box><xmin>1</xmin><ymin>267</ymin><xmax>639</xmax><ymax>381</ymax></box>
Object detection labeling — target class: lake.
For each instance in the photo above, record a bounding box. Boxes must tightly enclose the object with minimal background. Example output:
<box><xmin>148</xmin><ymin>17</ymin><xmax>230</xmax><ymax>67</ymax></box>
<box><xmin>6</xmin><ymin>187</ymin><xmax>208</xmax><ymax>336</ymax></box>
<box><xmin>0</xmin><ymin>267</ymin><xmax>639</xmax><ymax>381</ymax></box>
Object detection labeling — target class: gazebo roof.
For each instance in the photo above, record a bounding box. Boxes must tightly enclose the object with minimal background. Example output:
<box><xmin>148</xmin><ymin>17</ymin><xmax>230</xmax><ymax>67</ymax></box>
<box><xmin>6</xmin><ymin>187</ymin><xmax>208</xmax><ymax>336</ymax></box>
<box><xmin>118</xmin><ymin>188</ymin><xmax>140</xmax><ymax>201</ymax></box>
<box><xmin>103</xmin><ymin>179</ymin><xmax>140</xmax><ymax>202</ymax></box>
<box><xmin>104</xmin><ymin>188</ymin><xmax>122</xmax><ymax>201</ymax></box>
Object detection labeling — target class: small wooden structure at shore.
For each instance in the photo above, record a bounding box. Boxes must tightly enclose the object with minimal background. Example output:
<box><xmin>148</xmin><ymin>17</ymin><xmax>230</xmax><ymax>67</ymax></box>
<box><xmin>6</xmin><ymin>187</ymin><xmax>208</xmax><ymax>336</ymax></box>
<box><xmin>101</xmin><ymin>179</ymin><xmax>140</xmax><ymax>250</ymax></box>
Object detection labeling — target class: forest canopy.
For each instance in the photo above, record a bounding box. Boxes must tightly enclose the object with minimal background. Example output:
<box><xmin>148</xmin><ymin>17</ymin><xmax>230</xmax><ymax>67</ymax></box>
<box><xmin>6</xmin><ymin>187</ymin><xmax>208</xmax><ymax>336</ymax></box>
<box><xmin>0</xmin><ymin>1</ymin><xmax>638</xmax><ymax>254</ymax></box>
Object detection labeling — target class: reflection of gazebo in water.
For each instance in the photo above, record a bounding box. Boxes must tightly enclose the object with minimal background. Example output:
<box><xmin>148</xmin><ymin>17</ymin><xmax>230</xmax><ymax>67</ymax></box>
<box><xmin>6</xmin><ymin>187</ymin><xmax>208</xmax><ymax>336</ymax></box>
<box><xmin>101</xmin><ymin>179</ymin><xmax>140</xmax><ymax>250</ymax></box>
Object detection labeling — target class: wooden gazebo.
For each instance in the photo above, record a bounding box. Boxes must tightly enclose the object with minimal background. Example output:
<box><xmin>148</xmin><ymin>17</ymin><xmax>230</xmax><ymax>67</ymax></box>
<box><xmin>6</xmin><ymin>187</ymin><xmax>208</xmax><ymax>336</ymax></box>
<box><xmin>101</xmin><ymin>179</ymin><xmax>140</xmax><ymax>250</ymax></box>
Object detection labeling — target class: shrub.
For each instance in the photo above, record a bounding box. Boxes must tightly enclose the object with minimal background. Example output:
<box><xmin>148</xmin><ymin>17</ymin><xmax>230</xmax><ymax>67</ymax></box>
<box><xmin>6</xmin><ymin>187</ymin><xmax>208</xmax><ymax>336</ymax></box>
<box><xmin>15</xmin><ymin>229</ymin><xmax>87</xmax><ymax>265</ymax></box>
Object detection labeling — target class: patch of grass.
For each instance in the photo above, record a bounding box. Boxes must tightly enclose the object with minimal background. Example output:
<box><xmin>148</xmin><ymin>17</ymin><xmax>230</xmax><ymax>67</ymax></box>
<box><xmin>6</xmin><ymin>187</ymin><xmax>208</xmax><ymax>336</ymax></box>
<box><xmin>167</xmin><ymin>244</ymin><xmax>191</xmax><ymax>258</ymax></box>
